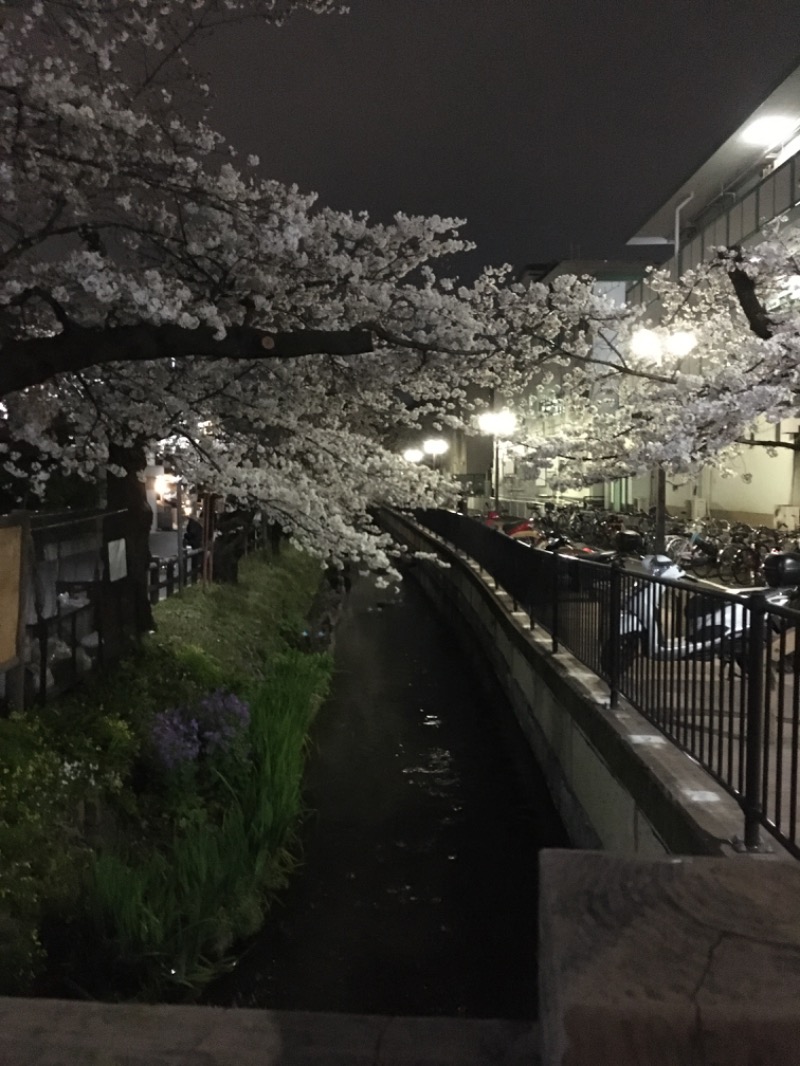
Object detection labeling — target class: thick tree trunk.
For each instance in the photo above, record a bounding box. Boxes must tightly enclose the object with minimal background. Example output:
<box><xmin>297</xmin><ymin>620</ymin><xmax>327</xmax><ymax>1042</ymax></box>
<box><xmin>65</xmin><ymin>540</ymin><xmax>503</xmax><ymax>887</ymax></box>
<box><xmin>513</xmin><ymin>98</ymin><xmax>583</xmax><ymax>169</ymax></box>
<box><xmin>0</xmin><ymin>324</ymin><xmax>374</xmax><ymax>397</ymax></box>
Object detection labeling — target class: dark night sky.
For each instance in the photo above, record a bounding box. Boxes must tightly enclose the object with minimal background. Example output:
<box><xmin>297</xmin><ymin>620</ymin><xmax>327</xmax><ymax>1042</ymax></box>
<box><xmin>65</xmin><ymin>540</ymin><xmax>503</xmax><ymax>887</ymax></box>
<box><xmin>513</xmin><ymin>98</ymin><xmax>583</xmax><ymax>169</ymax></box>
<box><xmin>197</xmin><ymin>1</ymin><xmax>800</xmax><ymax>277</ymax></box>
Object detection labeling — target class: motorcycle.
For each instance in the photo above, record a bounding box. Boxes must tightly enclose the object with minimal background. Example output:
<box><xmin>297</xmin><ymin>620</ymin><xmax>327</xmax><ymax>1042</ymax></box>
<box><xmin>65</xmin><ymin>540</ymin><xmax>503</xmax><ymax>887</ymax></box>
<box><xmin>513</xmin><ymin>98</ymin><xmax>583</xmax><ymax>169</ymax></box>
<box><xmin>503</xmin><ymin>515</ymin><xmax>542</xmax><ymax>540</ymax></box>
<box><xmin>601</xmin><ymin>554</ymin><xmax>800</xmax><ymax>676</ymax></box>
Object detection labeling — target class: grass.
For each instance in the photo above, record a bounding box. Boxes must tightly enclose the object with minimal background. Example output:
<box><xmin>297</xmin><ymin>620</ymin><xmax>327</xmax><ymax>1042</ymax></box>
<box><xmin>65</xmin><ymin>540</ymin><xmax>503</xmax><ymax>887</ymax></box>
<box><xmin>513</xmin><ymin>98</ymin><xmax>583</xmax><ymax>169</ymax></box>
<box><xmin>2</xmin><ymin>547</ymin><xmax>334</xmax><ymax>1000</ymax></box>
<box><xmin>150</xmin><ymin>547</ymin><xmax>322</xmax><ymax>683</ymax></box>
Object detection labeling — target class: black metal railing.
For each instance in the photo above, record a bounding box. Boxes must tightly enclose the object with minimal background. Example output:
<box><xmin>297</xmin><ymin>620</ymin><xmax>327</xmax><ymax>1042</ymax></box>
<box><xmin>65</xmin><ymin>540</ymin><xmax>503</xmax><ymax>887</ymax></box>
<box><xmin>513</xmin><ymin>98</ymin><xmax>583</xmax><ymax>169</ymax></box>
<box><xmin>413</xmin><ymin>508</ymin><xmax>800</xmax><ymax>858</ymax></box>
<box><xmin>148</xmin><ymin>547</ymin><xmax>204</xmax><ymax>603</ymax></box>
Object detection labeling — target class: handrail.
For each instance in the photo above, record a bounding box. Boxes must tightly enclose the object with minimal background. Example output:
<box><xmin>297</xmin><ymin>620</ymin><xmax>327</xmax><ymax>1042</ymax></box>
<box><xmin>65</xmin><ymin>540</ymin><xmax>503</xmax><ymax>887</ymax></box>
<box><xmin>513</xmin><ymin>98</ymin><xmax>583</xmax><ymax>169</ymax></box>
<box><xmin>413</xmin><ymin>507</ymin><xmax>800</xmax><ymax>858</ymax></box>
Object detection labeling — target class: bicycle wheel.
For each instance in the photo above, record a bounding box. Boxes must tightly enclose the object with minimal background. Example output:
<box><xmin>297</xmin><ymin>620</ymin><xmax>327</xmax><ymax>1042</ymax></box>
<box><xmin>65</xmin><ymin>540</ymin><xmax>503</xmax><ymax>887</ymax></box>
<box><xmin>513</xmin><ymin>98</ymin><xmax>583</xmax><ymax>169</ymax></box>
<box><xmin>690</xmin><ymin>548</ymin><xmax>718</xmax><ymax>579</ymax></box>
<box><xmin>729</xmin><ymin>547</ymin><xmax>759</xmax><ymax>586</ymax></box>
<box><xmin>717</xmin><ymin>544</ymin><xmax>740</xmax><ymax>585</ymax></box>
<box><xmin>665</xmin><ymin>535</ymin><xmax>690</xmax><ymax>563</ymax></box>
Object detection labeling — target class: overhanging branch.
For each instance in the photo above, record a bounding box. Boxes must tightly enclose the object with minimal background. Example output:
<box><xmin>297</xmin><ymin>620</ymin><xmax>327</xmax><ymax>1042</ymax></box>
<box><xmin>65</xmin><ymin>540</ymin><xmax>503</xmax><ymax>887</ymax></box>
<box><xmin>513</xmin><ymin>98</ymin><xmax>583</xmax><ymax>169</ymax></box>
<box><xmin>736</xmin><ymin>436</ymin><xmax>798</xmax><ymax>451</ymax></box>
<box><xmin>0</xmin><ymin>322</ymin><xmax>374</xmax><ymax>397</ymax></box>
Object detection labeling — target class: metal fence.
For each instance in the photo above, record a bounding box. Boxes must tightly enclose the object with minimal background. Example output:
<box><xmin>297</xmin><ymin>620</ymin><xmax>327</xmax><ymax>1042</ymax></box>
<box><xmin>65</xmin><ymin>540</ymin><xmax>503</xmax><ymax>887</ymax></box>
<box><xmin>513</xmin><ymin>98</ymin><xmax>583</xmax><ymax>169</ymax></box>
<box><xmin>1</xmin><ymin>508</ymin><xmax>269</xmax><ymax>712</ymax></box>
<box><xmin>5</xmin><ymin>509</ymin><xmax>140</xmax><ymax>709</ymax></box>
<box><xmin>148</xmin><ymin>546</ymin><xmax>204</xmax><ymax>604</ymax></box>
<box><xmin>414</xmin><ymin>508</ymin><xmax>800</xmax><ymax>858</ymax></box>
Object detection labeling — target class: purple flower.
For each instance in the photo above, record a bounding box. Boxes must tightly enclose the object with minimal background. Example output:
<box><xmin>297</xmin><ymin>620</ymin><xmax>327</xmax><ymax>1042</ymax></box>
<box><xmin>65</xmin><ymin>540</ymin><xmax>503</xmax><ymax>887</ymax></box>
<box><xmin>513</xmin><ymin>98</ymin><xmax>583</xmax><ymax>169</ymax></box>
<box><xmin>150</xmin><ymin>691</ymin><xmax>250</xmax><ymax>769</ymax></box>
<box><xmin>151</xmin><ymin>708</ymin><xmax>201</xmax><ymax>768</ymax></box>
<box><xmin>195</xmin><ymin>690</ymin><xmax>250</xmax><ymax>756</ymax></box>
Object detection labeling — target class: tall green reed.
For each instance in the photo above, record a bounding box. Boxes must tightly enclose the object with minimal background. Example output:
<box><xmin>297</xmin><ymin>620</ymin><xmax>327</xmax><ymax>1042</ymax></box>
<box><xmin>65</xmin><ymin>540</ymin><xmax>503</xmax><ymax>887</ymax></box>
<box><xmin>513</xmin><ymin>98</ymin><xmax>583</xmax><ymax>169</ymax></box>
<box><xmin>85</xmin><ymin>650</ymin><xmax>332</xmax><ymax>997</ymax></box>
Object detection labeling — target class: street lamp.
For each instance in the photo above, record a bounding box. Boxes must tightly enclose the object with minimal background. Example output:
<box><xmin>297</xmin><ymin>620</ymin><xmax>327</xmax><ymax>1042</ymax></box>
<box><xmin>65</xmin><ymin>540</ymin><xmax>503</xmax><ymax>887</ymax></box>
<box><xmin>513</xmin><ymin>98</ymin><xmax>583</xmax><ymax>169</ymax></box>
<box><xmin>477</xmin><ymin>410</ymin><xmax>516</xmax><ymax>510</ymax></box>
<box><xmin>423</xmin><ymin>437</ymin><xmax>449</xmax><ymax>470</ymax></box>
<box><xmin>631</xmin><ymin>328</ymin><xmax>698</xmax><ymax>362</ymax></box>
<box><xmin>630</xmin><ymin>328</ymin><xmax>698</xmax><ymax>551</ymax></box>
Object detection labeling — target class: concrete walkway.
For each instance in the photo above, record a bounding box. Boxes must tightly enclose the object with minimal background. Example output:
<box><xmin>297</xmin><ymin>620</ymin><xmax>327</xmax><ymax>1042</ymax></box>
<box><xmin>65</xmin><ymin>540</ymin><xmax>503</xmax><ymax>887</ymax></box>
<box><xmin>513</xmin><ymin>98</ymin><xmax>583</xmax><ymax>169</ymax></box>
<box><xmin>0</xmin><ymin>999</ymin><xmax>536</xmax><ymax>1065</ymax></box>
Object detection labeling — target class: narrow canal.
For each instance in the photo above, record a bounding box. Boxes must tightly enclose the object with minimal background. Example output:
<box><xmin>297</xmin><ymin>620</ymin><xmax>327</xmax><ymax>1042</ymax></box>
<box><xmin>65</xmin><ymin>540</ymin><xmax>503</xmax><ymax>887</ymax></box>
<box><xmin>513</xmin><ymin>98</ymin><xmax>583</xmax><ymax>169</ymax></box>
<box><xmin>206</xmin><ymin>569</ymin><xmax>568</xmax><ymax>1018</ymax></box>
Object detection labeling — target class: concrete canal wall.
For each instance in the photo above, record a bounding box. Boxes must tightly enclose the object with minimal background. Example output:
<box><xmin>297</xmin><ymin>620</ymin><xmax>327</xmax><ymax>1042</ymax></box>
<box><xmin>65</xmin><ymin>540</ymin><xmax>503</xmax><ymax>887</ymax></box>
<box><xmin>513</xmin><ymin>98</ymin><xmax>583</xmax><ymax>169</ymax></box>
<box><xmin>383</xmin><ymin>510</ymin><xmax>764</xmax><ymax>858</ymax></box>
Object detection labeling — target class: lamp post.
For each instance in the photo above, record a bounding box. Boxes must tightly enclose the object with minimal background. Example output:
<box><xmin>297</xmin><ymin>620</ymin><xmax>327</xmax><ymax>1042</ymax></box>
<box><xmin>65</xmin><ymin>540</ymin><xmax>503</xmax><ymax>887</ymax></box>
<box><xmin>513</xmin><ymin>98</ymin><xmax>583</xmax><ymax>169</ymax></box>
<box><xmin>630</xmin><ymin>328</ymin><xmax>697</xmax><ymax>552</ymax></box>
<box><xmin>477</xmin><ymin>410</ymin><xmax>516</xmax><ymax>511</ymax></box>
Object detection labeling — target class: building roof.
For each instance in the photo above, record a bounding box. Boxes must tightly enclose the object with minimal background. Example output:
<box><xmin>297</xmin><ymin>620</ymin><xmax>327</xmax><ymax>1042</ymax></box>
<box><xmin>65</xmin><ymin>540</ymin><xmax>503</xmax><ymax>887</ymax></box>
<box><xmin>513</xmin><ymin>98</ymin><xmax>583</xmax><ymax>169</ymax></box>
<box><xmin>628</xmin><ymin>61</ymin><xmax>800</xmax><ymax>246</ymax></box>
<box><xmin>536</xmin><ymin>260</ymin><xmax>649</xmax><ymax>284</ymax></box>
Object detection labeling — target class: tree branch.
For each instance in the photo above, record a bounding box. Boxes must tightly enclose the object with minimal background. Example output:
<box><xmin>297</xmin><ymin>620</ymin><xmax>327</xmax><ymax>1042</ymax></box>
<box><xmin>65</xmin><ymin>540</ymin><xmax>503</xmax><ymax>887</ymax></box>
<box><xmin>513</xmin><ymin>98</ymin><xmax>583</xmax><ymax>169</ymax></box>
<box><xmin>736</xmin><ymin>437</ymin><xmax>798</xmax><ymax>451</ymax></box>
<box><xmin>0</xmin><ymin>323</ymin><xmax>374</xmax><ymax>397</ymax></box>
<box><xmin>724</xmin><ymin>249</ymin><xmax>774</xmax><ymax>339</ymax></box>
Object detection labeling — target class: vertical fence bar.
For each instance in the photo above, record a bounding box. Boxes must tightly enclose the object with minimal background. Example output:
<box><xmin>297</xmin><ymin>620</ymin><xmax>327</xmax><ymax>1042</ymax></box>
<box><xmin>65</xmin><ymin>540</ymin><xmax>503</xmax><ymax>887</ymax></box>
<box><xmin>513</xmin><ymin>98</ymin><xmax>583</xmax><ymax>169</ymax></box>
<box><xmin>607</xmin><ymin>560</ymin><xmax>621</xmax><ymax>708</ymax></box>
<box><xmin>551</xmin><ymin>548</ymin><xmax>560</xmax><ymax>654</ymax></box>
<box><xmin>773</xmin><ymin>626</ymin><xmax>787</xmax><ymax>834</ymax></box>
<box><xmin>790</xmin><ymin>635</ymin><xmax>800</xmax><ymax>847</ymax></box>
<box><xmin>743</xmin><ymin>595</ymin><xmax>766</xmax><ymax>849</ymax></box>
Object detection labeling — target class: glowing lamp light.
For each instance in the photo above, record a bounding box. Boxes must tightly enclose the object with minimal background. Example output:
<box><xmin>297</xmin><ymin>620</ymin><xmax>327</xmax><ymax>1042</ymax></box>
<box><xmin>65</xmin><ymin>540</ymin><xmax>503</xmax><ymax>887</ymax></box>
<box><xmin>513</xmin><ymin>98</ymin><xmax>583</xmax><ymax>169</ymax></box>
<box><xmin>741</xmin><ymin>116</ymin><xmax>798</xmax><ymax>148</ymax></box>
<box><xmin>402</xmin><ymin>448</ymin><xmax>424</xmax><ymax>463</ymax></box>
<box><xmin>423</xmin><ymin>438</ymin><xmax>449</xmax><ymax>456</ymax></box>
<box><xmin>632</xmin><ymin>328</ymin><xmax>697</xmax><ymax>362</ymax></box>
<box><xmin>664</xmin><ymin>330</ymin><xmax>698</xmax><ymax>358</ymax></box>
<box><xmin>477</xmin><ymin>410</ymin><xmax>516</xmax><ymax>436</ymax></box>
<box><xmin>630</xmin><ymin>328</ymin><xmax>663</xmax><ymax>361</ymax></box>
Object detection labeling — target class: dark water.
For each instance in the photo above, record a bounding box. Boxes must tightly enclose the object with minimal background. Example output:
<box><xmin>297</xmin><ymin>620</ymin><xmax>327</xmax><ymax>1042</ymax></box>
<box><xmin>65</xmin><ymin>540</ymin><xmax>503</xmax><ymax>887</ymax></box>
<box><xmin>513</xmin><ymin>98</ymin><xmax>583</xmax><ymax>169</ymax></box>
<box><xmin>205</xmin><ymin>571</ymin><xmax>568</xmax><ymax>1019</ymax></box>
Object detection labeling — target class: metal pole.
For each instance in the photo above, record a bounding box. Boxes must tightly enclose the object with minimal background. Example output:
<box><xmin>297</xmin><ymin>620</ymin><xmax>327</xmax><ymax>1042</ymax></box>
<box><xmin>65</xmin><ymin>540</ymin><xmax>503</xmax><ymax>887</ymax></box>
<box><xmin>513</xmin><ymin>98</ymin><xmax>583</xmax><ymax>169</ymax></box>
<box><xmin>551</xmin><ymin>546</ymin><xmax>560</xmax><ymax>654</ymax></box>
<box><xmin>493</xmin><ymin>436</ymin><xmax>500</xmax><ymax>511</ymax></box>
<box><xmin>674</xmin><ymin>192</ymin><xmax>695</xmax><ymax>280</ymax></box>
<box><xmin>654</xmin><ymin>465</ymin><xmax>667</xmax><ymax>554</ymax></box>
<box><xmin>608</xmin><ymin>559</ymin><xmax>622</xmax><ymax>708</ymax></box>
<box><xmin>743</xmin><ymin>594</ymin><xmax>766</xmax><ymax>850</ymax></box>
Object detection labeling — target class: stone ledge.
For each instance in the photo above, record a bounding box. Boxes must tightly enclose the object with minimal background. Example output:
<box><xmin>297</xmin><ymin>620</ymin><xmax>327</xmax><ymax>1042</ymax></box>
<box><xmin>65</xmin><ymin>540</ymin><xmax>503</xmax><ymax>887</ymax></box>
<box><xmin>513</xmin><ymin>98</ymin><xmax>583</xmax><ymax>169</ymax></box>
<box><xmin>0</xmin><ymin>999</ymin><xmax>536</xmax><ymax>1066</ymax></box>
<box><xmin>540</xmin><ymin>849</ymin><xmax>800</xmax><ymax>1066</ymax></box>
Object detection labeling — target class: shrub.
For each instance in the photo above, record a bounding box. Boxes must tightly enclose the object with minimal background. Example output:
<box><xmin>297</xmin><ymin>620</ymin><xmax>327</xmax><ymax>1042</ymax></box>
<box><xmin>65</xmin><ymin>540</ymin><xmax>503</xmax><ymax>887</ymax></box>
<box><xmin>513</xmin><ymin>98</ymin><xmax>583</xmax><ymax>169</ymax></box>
<box><xmin>1</xmin><ymin>548</ymin><xmax>329</xmax><ymax>999</ymax></box>
<box><xmin>0</xmin><ymin>716</ymin><xmax>93</xmax><ymax>993</ymax></box>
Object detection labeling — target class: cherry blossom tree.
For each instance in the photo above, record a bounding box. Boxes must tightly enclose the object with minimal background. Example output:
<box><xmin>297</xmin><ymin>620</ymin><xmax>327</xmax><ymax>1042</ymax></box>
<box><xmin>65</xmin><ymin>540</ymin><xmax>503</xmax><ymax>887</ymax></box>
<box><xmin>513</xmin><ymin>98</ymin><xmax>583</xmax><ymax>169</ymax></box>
<box><xmin>2</xmin><ymin>0</ymin><xmax>642</xmax><ymax>575</ymax></box>
<box><xmin>0</xmin><ymin>0</ymin><xmax>475</xmax><ymax>573</ymax></box>
<box><xmin>503</xmin><ymin>229</ymin><xmax>800</xmax><ymax>495</ymax></box>
<box><xmin>4</xmin><ymin>0</ymin><xmax>800</xmax><ymax>579</ymax></box>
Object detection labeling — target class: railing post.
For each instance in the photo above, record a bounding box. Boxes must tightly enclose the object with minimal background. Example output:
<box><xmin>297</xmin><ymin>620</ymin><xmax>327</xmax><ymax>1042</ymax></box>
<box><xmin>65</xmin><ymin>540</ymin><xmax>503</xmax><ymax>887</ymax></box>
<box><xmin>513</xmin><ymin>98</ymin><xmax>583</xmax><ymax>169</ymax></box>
<box><xmin>608</xmin><ymin>559</ymin><xmax>622</xmax><ymax>709</ymax></box>
<box><xmin>743</xmin><ymin>593</ymin><xmax>766</xmax><ymax>850</ymax></box>
<box><xmin>551</xmin><ymin>547</ymin><xmax>560</xmax><ymax>654</ymax></box>
<box><xmin>149</xmin><ymin>562</ymin><xmax>159</xmax><ymax>605</ymax></box>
